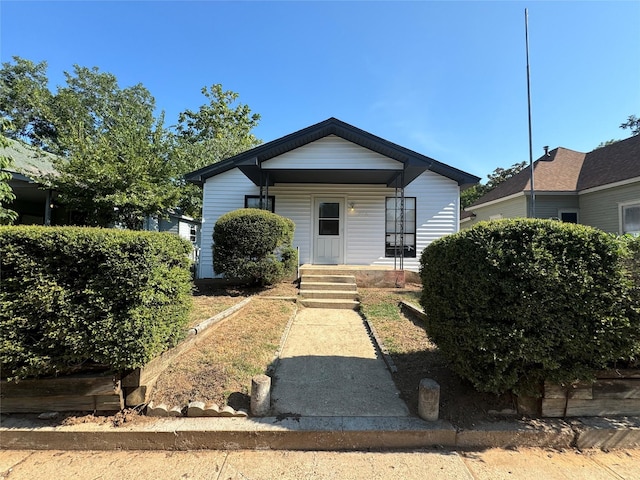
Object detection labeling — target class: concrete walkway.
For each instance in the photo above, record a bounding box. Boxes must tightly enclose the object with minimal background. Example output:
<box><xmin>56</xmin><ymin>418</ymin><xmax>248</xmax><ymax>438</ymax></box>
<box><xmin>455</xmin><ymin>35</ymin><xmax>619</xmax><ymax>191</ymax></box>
<box><xmin>271</xmin><ymin>308</ymin><xmax>409</xmax><ymax>417</ymax></box>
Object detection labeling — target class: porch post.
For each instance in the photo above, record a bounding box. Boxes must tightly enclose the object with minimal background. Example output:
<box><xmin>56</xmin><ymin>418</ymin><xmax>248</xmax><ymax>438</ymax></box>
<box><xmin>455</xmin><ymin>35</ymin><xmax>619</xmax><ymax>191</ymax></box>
<box><xmin>400</xmin><ymin>172</ymin><xmax>405</xmax><ymax>271</ymax></box>
<box><xmin>44</xmin><ymin>189</ymin><xmax>52</xmax><ymax>226</ymax></box>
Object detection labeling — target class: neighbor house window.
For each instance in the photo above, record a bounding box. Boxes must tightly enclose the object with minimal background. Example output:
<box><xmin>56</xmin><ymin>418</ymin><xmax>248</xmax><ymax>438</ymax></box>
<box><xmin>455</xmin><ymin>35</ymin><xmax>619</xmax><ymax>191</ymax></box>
<box><xmin>621</xmin><ymin>202</ymin><xmax>640</xmax><ymax>235</ymax></box>
<box><xmin>245</xmin><ymin>195</ymin><xmax>275</xmax><ymax>212</ymax></box>
<box><xmin>189</xmin><ymin>225</ymin><xmax>197</xmax><ymax>244</ymax></box>
<box><xmin>385</xmin><ymin>197</ymin><xmax>416</xmax><ymax>258</ymax></box>
<box><xmin>559</xmin><ymin>209</ymin><xmax>579</xmax><ymax>224</ymax></box>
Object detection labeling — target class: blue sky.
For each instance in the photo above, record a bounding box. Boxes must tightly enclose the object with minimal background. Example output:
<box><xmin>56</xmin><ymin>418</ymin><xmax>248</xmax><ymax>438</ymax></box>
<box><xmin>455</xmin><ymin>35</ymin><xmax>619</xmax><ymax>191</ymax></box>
<box><xmin>1</xmin><ymin>1</ymin><xmax>639</xmax><ymax>181</ymax></box>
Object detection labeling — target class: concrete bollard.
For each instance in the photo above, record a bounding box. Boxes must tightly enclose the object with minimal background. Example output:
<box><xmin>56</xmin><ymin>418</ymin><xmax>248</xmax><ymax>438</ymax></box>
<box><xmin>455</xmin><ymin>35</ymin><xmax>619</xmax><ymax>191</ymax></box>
<box><xmin>251</xmin><ymin>374</ymin><xmax>271</xmax><ymax>416</ymax></box>
<box><xmin>418</xmin><ymin>378</ymin><xmax>440</xmax><ymax>421</ymax></box>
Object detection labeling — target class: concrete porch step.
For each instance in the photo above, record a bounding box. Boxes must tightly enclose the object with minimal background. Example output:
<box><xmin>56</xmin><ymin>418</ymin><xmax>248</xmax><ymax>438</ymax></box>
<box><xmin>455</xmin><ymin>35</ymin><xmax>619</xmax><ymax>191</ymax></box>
<box><xmin>300</xmin><ymin>274</ymin><xmax>356</xmax><ymax>284</ymax></box>
<box><xmin>299</xmin><ymin>298</ymin><xmax>360</xmax><ymax>310</ymax></box>
<box><xmin>298</xmin><ymin>274</ymin><xmax>360</xmax><ymax>309</ymax></box>
<box><xmin>299</xmin><ymin>290</ymin><xmax>360</xmax><ymax>300</ymax></box>
<box><xmin>300</xmin><ymin>281</ymin><xmax>357</xmax><ymax>292</ymax></box>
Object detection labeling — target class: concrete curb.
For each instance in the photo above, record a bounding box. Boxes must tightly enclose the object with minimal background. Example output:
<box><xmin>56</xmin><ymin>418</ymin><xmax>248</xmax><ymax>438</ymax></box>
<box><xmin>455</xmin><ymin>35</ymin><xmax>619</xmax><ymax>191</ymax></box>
<box><xmin>2</xmin><ymin>415</ymin><xmax>638</xmax><ymax>451</ymax></box>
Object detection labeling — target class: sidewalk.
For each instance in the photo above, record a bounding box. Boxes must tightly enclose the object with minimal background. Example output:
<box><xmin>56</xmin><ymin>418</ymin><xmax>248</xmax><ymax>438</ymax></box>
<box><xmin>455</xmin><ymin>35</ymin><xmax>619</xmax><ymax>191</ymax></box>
<box><xmin>270</xmin><ymin>308</ymin><xmax>409</xmax><ymax>417</ymax></box>
<box><xmin>2</xmin><ymin>447</ymin><xmax>639</xmax><ymax>479</ymax></box>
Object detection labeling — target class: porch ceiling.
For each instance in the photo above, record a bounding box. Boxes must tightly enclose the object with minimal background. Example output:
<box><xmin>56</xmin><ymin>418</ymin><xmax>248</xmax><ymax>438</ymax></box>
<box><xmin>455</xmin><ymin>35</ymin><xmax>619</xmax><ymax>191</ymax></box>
<box><xmin>238</xmin><ymin>164</ymin><xmax>428</xmax><ymax>187</ymax></box>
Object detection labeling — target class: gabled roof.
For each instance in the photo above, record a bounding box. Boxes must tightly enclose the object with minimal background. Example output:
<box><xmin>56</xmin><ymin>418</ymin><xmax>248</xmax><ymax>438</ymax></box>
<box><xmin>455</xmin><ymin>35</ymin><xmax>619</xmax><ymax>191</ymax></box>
<box><xmin>185</xmin><ymin>117</ymin><xmax>479</xmax><ymax>188</ymax></box>
<box><xmin>467</xmin><ymin>134</ymin><xmax>640</xmax><ymax>209</ymax></box>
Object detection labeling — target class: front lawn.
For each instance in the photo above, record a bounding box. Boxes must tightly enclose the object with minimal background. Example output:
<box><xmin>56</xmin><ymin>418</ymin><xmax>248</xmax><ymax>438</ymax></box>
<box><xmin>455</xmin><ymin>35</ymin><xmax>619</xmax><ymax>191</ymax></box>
<box><xmin>360</xmin><ymin>285</ymin><xmax>513</xmax><ymax>428</ymax></box>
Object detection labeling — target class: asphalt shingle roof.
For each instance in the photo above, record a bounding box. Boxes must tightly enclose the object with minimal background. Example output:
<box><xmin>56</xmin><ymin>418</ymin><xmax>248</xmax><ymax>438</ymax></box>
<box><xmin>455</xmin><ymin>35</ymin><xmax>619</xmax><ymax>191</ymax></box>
<box><xmin>0</xmin><ymin>136</ymin><xmax>58</xmax><ymax>179</ymax></box>
<box><xmin>468</xmin><ymin>134</ymin><xmax>640</xmax><ymax>208</ymax></box>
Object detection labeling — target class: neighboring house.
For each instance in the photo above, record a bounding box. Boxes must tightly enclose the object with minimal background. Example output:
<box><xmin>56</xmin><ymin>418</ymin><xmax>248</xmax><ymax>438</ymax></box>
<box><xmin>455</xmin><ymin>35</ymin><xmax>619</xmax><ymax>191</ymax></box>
<box><xmin>144</xmin><ymin>210</ymin><xmax>201</xmax><ymax>246</ymax></box>
<box><xmin>1</xmin><ymin>136</ymin><xmax>203</xmax><ymax>244</ymax></box>
<box><xmin>462</xmin><ymin>134</ymin><xmax>640</xmax><ymax>235</ymax></box>
<box><xmin>185</xmin><ymin>117</ymin><xmax>479</xmax><ymax>279</ymax></box>
<box><xmin>0</xmin><ymin>136</ymin><xmax>62</xmax><ymax>225</ymax></box>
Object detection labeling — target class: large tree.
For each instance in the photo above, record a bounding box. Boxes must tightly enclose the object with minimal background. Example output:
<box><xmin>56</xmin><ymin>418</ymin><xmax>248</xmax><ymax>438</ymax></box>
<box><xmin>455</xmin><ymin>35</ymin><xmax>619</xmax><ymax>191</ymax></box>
<box><xmin>0</xmin><ymin>57</ymin><xmax>54</xmax><ymax>148</ymax></box>
<box><xmin>0</xmin><ymin>121</ymin><xmax>18</xmax><ymax>225</ymax></box>
<box><xmin>172</xmin><ymin>84</ymin><xmax>261</xmax><ymax>218</ymax></box>
<box><xmin>0</xmin><ymin>58</ymin><xmax>262</xmax><ymax>223</ymax></box>
<box><xmin>461</xmin><ymin>161</ymin><xmax>527</xmax><ymax>209</ymax></box>
<box><xmin>49</xmin><ymin>66</ymin><xmax>180</xmax><ymax>228</ymax></box>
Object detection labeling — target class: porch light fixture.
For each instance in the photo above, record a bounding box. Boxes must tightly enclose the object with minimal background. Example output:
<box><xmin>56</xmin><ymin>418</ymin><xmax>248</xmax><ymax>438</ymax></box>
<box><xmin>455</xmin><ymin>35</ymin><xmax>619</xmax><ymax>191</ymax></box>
<box><xmin>349</xmin><ymin>202</ymin><xmax>355</xmax><ymax>211</ymax></box>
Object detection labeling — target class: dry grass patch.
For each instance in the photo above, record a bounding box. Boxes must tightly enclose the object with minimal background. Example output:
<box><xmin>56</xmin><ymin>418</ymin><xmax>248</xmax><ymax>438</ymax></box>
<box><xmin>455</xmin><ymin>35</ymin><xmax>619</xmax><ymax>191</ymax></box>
<box><xmin>360</xmin><ymin>285</ymin><xmax>513</xmax><ymax>428</ymax></box>
<box><xmin>150</xmin><ymin>297</ymin><xmax>296</xmax><ymax>411</ymax></box>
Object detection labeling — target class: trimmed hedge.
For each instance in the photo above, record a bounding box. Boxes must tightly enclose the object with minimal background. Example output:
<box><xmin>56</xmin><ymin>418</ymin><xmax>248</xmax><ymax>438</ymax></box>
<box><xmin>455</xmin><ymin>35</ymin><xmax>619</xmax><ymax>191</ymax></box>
<box><xmin>0</xmin><ymin>226</ymin><xmax>193</xmax><ymax>380</ymax></box>
<box><xmin>213</xmin><ymin>208</ymin><xmax>297</xmax><ymax>286</ymax></box>
<box><xmin>420</xmin><ymin>219</ymin><xmax>640</xmax><ymax>396</ymax></box>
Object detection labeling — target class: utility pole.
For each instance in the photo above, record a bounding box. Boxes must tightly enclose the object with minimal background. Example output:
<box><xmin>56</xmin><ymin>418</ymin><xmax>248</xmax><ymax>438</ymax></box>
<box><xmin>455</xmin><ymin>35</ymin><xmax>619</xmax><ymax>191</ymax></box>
<box><xmin>525</xmin><ymin>8</ymin><xmax>536</xmax><ymax>218</ymax></box>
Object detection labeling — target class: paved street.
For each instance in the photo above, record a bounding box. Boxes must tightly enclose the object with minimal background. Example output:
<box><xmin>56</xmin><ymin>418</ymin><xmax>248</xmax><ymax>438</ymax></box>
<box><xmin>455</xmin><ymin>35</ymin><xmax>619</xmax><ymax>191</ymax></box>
<box><xmin>1</xmin><ymin>448</ymin><xmax>639</xmax><ymax>479</ymax></box>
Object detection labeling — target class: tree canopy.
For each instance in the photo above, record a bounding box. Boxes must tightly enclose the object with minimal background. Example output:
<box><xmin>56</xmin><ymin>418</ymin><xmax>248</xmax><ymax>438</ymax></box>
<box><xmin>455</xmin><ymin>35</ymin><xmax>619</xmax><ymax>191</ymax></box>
<box><xmin>171</xmin><ymin>84</ymin><xmax>261</xmax><ymax>217</ymax></box>
<box><xmin>0</xmin><ymin>121</ymin><xmax>18</xmax><ymax>225</ymax></box>
<box><xmin>461</xmin><ymin>161</ymin><xmax>526</xmax><ymax>209</ymax></box>
<box><xmin>0</xmin><ymin>56</ymin><xmax>261</xmax><ymax>226</ymax></box>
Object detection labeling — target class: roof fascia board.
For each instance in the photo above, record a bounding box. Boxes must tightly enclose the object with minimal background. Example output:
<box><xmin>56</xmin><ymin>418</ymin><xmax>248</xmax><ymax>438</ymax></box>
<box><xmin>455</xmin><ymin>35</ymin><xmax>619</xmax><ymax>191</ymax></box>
<box><xmin>467</xmin><ymin>191</ymin><xmax>525</xmax><ymax>210</ymax></box>
<box><xmin>185</xmin><ymin>118</ymin><xmax>479</xmax><ymax>187</ymax></box>
<box><xmin>578</xmin><ymin>176</ymin><xmax>640</xmax><ymax>195</ymax></box>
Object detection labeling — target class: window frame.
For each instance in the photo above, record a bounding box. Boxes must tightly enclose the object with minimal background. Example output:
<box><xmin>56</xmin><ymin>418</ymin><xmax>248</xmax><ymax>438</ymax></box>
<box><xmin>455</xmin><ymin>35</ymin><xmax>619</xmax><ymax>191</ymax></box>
<box><xmin>244</xmin><ymin>195</ymin><xmax>275</xmax><ymax>213</ymax></box>
<box><xmin>558</xmin><ymin>209</ymin><xmax>579</xmax><ymax>224</ymax></box>
<box><xmin>619</xmin><ymin>200</ymin><xmax>640</xmax><ymax>235</ymax></box>
<box><xmin>384</xmin><ymin>196</ymin><xmax>417</xmax><ymax>258</ymax></box>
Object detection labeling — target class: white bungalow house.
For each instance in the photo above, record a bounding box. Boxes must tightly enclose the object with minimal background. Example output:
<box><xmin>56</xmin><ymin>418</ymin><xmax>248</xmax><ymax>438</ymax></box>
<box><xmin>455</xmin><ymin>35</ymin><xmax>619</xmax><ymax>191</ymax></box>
<box><xmin>186</xmin><ymin>118</ymin><xmax>479</xmax><ymax>279</ymax></box>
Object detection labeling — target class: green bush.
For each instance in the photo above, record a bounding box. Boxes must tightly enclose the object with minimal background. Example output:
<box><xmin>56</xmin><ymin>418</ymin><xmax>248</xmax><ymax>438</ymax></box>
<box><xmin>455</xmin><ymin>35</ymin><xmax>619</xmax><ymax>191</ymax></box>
<box><xmin>213</xmin><ymin>208</ymin><xmax>297</xmax><ymax>286</ymax></box>
<box><xmin>419</xmin><ymin>219</ymin><xmax>640</xmax><ymax>395</ymax></box>
<box><xmin>0</xmin><ymin>226</ymin><xmax>193</xmax><ymax>380</ymax></box>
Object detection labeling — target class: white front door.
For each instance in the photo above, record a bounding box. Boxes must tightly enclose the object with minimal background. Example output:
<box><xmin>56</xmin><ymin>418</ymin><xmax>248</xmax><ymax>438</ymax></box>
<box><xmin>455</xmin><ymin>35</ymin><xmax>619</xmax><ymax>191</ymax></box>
<box><xmin>313</xmin><ymin>198</ymin><xmax>344</xmax><ymax>264</ymax></box>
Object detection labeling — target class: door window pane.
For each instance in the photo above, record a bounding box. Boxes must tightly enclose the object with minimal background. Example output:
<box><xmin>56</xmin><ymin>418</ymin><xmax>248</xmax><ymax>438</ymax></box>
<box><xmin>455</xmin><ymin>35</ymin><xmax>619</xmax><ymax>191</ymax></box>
<box><xmin>319</xmin><ymin>202</ymin><xmax>339</xmax><ymax>235</ymax></box>
<box><xmin>319</xmin><ymin>219</ymin><xmax>339</xmax><ymax>235</ymax></box>
<box><xmin>319</xmin><ymin>202</ymin><xmax>339</xmax><ymax>218</ymax></box>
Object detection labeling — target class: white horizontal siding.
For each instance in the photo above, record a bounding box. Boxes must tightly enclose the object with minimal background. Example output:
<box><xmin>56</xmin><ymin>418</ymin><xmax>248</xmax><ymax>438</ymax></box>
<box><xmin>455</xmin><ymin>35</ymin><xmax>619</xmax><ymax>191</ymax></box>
<box><xmin>272</xmin><ymin>190</ymin><xmax>312</xmax><ymax>264</ymax></box>
<box><xmin>373</xmin><ymin>171</ymin><xmax>460</xmax><ymax>271</ymax></box>
<box><xmin>199</xmin><ymin>155</ymin><xmax>462</xmax><ymax>276</ymax></box>
<box><xmin>199</xmin><ymin>169</ymin><xmax>259</xmax><ymax>278</ymax></box>
<box><xmin>264</xmin><ymin>135</ymin><xmax>402</xmax><ymax>170</ymax></box>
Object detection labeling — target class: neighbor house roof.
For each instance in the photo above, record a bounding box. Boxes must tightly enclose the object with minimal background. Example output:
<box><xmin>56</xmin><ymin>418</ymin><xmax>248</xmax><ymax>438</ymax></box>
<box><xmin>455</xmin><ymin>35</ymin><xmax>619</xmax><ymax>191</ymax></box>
<box><xmin>468</xmin><ymin>134</ymin><xmax>640</xmax><ymax>209</ymax></box>
<box><xmin>1</xmin><ymin>136</ymin><xmax>59</xmax><ymax>181</ymax></box>
<box><xmin>185</xmin><ymin>117</ymin><xmax>480</xmax><ymax>189</ymax></box>
<box><xmin>577</xmin><ymin>134</ymin><xmax>640</xmax><ymax>191</ymax></box>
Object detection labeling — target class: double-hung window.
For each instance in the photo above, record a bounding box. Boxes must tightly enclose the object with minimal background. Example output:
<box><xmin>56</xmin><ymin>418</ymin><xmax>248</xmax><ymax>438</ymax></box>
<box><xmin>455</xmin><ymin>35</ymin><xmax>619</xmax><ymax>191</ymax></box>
<box><xmin>385</xmin><ymin>197</ymin><xmax>416</xmax><ymax>257</ymax></box>
<box><xmin>621</xmin><ymin>202</ymin><xmax>640</xmax><ymax>235</ymax></box>
<box><xmin>245</xmin><ymin>195</ymin><xmax>275</xmax><ymax>213</ymax></box>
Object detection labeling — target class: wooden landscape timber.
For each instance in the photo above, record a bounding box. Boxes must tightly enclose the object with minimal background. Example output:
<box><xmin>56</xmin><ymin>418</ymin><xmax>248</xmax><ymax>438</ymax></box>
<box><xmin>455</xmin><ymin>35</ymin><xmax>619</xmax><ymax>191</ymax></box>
<box><xmin>0</xmin><ymin>374</ymin><xmax>123</xmax><ymax>413</ymax></box>
<box><xmin>120</xmin><ymin>297</ymin><xmax>252</xmax><ymax>406</ymax></box>
<box><xmin>518</xmin><ymin>370</ymin><xmax>640</xmax><ymax>418</ymax></box>
<box><xmin>1</xmin><ymin>297</ymin><xmax>253</xmax><ymax>413</ymax></box>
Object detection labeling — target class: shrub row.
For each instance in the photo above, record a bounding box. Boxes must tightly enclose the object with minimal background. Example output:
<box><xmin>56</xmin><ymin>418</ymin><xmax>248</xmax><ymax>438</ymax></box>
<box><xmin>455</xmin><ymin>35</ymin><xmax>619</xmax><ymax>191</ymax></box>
<box><xmin>420</xmin><ymin>219</ymin><xmax>640</xmax><ymax>396</ymax></box>
<box><xmin>213</xmin><ymin>208</ymin><xmax>297</xmax><ymax>286</ymax></box>
<box><xmin>0</xmin><ymin>226</ymin><xmax>193</xmax><ymax>380</ymax></box>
